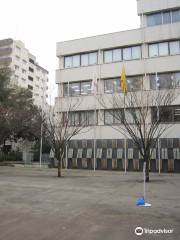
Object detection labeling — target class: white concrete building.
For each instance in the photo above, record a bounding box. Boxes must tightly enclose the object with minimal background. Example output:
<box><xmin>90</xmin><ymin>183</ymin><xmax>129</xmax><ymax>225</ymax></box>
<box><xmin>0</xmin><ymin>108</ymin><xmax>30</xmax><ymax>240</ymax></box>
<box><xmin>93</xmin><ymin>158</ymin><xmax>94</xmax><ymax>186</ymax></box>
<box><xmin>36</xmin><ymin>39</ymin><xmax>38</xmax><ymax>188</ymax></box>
<box><xmin>56</xmin><ymin>0</ymin><xmax>180</xmax><ymax>172</ymax></box>
<box><xmin>0</xmin><ymin>38</ymin><xmax>48</xmax><ymax>107</ymax></box>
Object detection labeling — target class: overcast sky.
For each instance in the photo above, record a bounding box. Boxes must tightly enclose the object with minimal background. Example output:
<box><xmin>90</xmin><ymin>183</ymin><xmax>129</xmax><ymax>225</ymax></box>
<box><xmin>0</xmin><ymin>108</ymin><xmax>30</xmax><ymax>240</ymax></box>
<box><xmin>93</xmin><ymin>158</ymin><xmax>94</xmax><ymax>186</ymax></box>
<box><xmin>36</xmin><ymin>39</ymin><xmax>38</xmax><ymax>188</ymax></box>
<box><xmin>0</xmin><ymin>0</ymin><xmax>140</xmax><ymax>103</ymax></box>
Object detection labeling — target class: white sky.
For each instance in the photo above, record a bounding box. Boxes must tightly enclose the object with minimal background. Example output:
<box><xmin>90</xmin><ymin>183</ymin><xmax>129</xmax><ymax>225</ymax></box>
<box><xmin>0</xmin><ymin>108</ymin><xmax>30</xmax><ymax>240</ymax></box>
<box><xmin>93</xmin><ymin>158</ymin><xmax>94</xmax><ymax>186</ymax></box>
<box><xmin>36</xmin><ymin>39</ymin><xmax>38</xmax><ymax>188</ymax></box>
<box><xmin>0</xmin><ymin>0</ymin><xmax>140</xmax><ymax>103</ymax></box>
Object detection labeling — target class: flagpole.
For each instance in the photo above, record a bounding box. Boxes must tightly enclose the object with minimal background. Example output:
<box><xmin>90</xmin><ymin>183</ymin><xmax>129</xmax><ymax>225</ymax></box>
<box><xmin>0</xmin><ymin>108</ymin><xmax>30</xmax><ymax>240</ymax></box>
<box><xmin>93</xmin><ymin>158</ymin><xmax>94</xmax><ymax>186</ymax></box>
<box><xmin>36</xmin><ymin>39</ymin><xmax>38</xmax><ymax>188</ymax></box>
<box><xmin>65</xmin><ymin>80</ymin><xmax>70</xmax><ymax>170</ymax></box>
<box><xmin>124</xmin><ymin>93</ymin><xmax>127</xmax><ymax>174</ymax></box>
<box><xmin>93</xmin><ymin>74</ymin><xmax>97</xmax><ymax>172</ymax></box>
<box><xmin>156</xmin><ymin>72</ymin><xmax>161</xmax><ymax>175</ymax></box>
<box><xmin>121</xmin><ymin>66</ymin><xmax>127</xmax><ymax>174</ymax></box>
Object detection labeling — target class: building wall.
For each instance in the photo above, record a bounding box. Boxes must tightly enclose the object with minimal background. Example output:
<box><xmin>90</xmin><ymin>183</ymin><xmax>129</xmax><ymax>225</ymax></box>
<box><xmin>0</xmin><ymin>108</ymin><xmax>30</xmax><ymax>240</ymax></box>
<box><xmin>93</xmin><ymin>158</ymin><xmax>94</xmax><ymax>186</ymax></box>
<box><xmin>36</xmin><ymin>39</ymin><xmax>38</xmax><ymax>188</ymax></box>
<box><xmin>0</xmin><ymin>38</ymin><xmax>49</xmax><ymax>108</ymax></box>
<box><xmin>56</xmin><ymin>0</ymin><xmax>180</xmax><ymax>172</ymax></box>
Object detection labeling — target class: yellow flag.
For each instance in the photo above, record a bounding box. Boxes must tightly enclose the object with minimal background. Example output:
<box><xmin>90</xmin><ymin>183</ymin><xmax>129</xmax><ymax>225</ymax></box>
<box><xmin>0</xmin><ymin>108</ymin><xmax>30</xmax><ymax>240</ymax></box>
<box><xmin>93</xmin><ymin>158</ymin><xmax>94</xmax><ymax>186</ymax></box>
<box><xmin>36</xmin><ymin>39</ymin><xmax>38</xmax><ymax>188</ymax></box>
<box><xmin>120</xmin><ymin>66</ymin><xmax>128</xmax><ymax>94</ymax></box>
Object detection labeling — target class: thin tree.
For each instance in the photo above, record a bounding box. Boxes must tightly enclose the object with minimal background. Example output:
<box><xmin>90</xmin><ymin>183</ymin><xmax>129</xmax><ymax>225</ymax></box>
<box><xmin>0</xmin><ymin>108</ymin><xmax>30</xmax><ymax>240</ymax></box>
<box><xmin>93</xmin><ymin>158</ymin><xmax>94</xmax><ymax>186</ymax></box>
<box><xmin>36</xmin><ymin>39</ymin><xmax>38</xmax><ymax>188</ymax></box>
<box><xmin>99</xmin><ymin>89</ymin><xmax>176</xmax><ymax>182</ymax></box>
<box><xmin>43</xmin><ymin>98</ymin><xmax>89</xmax><ymax>177</ymax></box>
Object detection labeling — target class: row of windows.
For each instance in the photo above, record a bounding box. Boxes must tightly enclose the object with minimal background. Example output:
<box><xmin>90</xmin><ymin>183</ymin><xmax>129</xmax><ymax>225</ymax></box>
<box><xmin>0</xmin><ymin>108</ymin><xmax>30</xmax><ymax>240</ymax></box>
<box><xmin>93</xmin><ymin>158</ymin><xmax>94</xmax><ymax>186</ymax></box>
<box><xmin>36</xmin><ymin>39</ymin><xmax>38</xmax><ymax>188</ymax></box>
<box><xmin>63</xmin><ymin>39</ymin><xmax>180</xmax><ymax>69</ymax></box>
<box><xmin>150</xmin><ymin>72</ymin><xmax>180</xmax><ymax>90</ymax></box>
<box><xmin>63</xmin><ymin>72</ymin><xmax>180</xmax><ymax>96</ymax></box>
<box><xmin>104</xmin><ymin>46</ymin><xmax>141</xmax><ymax>63</ymax></box>
<box><xmin>104</xmin><ymin>76</ymin><xmax>142</xmax><ymax>93</ymax></box>
<box><xmin>63</xmin><ymin>81</ymin><xmax>92</xmax><ymax>96</ymax></box>
<box><xmin>149</xmin><ymin>40</ymin><xmax>180</xmax><ymax>58</ymax></box>
<box><xmin>147</xmin><ymin>8</ymin><xmax>180</xmax><ymax>27</ymax></box>
<box><xmin>14</xmin><ymin>65</ymin><xmax>35</xmax><ymax>74</ymax></box>
<box><xmin>105</xmin><ymin>106</ymin><xmax>180</xmax><ymax>125</ymax></box>
<box><xmin>64</xmin><ymin>52</ymin><xmax>97</xmax><ymax>68</ymax></box>
<box><xmin>63</xmin><ymin>111</ymin><xmax>97</xmax><ymax>126</ymax></box>
<box><xmin>62</xmin><ymin>106</ymin><xmax>180</xmax><ymax>127</ymax></box>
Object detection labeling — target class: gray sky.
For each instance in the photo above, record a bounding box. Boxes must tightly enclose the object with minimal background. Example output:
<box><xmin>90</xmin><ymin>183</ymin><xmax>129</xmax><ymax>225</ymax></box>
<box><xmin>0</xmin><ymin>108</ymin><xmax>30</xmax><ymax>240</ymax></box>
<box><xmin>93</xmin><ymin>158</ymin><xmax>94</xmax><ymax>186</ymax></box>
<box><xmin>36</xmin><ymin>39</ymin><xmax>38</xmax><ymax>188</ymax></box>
<box><xmin>0</xmin><ymin>0</ymin><xmax>139</xmax><ymax>103</ymax></box>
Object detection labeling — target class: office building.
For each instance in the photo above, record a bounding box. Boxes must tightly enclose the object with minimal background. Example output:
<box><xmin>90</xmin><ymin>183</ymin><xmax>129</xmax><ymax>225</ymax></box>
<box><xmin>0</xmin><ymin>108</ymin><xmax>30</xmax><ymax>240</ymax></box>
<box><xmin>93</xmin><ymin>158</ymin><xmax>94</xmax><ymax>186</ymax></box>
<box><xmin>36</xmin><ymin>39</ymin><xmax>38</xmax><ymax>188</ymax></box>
<box><xmin>56</xmin><ymin>0</ymin><xmax>180</xmax><ymax>172</ymax></box>
<box><xmin>0</xmin><ymin>38</ymin><xmax>48</xmax><ymax>107</ymax></box>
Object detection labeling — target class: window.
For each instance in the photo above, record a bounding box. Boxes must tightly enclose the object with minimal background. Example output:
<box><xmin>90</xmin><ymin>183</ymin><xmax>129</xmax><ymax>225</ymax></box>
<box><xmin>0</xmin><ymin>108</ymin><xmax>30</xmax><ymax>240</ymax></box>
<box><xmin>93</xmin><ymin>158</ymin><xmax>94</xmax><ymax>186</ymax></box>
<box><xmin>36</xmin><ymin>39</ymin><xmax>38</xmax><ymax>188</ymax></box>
<box><xmin>170</xmin><ymin>41</ymin><xmax>180</xmax><ymax>55</ymax></box>
<box><xmin>149</xmin><ymin>72</ymin><xmax>180</xmax><ymax>90</ymax></box>
<box><xmin>72</xmin><ymin>55</ymin><xmax>80</xmax><ymax>67</ymax></box>
<box><xmin>132</xmin><ymin>46</ymin><xmax>141</xmax><ymax>59</ymax></box>
<box><xmin>29</xmin><ymin>58</ymin><xmax>35</xmax><ymax>64</ymax></box>
<box><xmin>104</xmin><ymin>78</ymin><xmax>120</xmax><ymax>93</ymax></box>
<box><xmin>89</xmin><ymin>52</ymin><xmax>97</xmax><ymax>65</ymax></box>
<box><xmin>113</xmin><ymin>49</ymin><xmax>122</xmax><ymax>62</ymax></box>
<box><xmin>151</xmin><ymin>106</ymin><xmax>180</xmax><ymax>123</ymax></box>
<box><xmin>104</xmin><ymin>110</ymin><xmax>113</xmax><ymax>125</ymax></box>
<box><xmin>174</xmin><ymin>107</ymin><xmax>180</xmax><ymax>121</ymax></box>
<box><xmin>104</xmin><ymin>49</ymin><xmax>122</xmax><ymax>63</ymax></box>
<box><xmin>123</xmin><ymin>47</ymin><xmax>131</xmax><ymax>60</ymax></box>
<box><xmin>104</xmin><ymin>46</ymin><xmax>141</xmax><ymax>63</ymax></box>
<box><xmin>67</xmin><ymin>111</ymin><xmax>97</xmax><ymax>126</ymax></box>
<box><xmin>88</xmin><ymin>111</ymin><xmax>97</xmax><ymax>125</ymax></box>
<box><xmin>114</xmin><ymin>110</ymin><xmax>122</xmax><ymax>124</ymax></box>
<box><xmin>159</xmin><ymin>42</ymin><xmax>169</xmax><ymax>56</ymax></box>
<box><xmin>149</xmin><ymin>41</ymin><xmax>180</xmax><ymax>58</ymax></box>
<box><xmin>63</xmin><ymin>84</ymin><xmax>68</xmax><ymax>96</ymax></box>
<box><xmin>64</xmin><ymin>52</ymin><xmax>97</xmax><ymax>68</ymax></box>
<box><xmin>149</xmin><ymin>44</ymin><xmax>158</xmax><ymax>57</ymax></box>
<box><xmin>15</xmin><ymin>65</ymin><xmax>19</xmax><ymax>70</ymax></box>
<box><xmin>81</xmin><ymin>81</ymin><xmax>92</xmax><ymax>95</ymax></box>
<box><xmin>63</xmin><ymin>81</ymin><xmax>92</xmax><ymax>96</ymax></box>
<box><xmin>147</xmin><ymin>13</ymin><xmax>162</xmax><ymax>26</ymax></box>
<box><xmin>70</xmin><ymin>82</ymin><xmax>80</xmax><ymax>96</ymax></box>
<box><xmin>22</xmin><ymin>69</ymin><xmax>26</xmax><ymax>74</ymax></box>
<box><xmin>104</xmin><ymin>76</ymin><xmax>142</xmax><ymax>93</ymax></box>
<box><xmin>173</xmin><ymin>72</ymin><xmax>180</xmax><ymax>88</ymax></box>
<box><xmin>64</xmin><ymin>56</ymin><xmax>72</xmax><ymax>68</ymax></box>
<box><xmin>163</xmin><ymin>11</ymin><xmax>171</xmax><ymax>24</ymax></box>
<box><xmin>126</xmin><ymin>76</ymin><xmax>142</xmax><ymax>91</ymax></box>
<box><xmin>147</xmin><ymin>9</ymin><xmax>180</xmax><ymax>27</ymax></box>
<box><xmin>172</xmin><ymin>9</ymin><xmax>180</xmax><ymax>23</ymax></box>
<box><xmin>28</xmin><ymin>84</ymin><xmax>33</xmax><ymax>90</ymax></box>
<box><xmin>28</xmin><ymin>76</ymin><xmax>33</xmax><ymax>81</ymax></box>
<box><xmin>104</xmin><ymin>109</ymin><xmax>123</xmax><ymax>125</ymax></box>
<box><xmin>29</xmin><ymin>67</ymin><xmax>34</xmax><ymax>72</ymax></box>
<box><xmin>81</xmin><ymin>54</ymin><xmax>88</xmax><ymax>66</ymax></box>
<box><xmin>104</xmin><ymin>50</ymin><xmax>113</xmax><ymax>63</ymax></box>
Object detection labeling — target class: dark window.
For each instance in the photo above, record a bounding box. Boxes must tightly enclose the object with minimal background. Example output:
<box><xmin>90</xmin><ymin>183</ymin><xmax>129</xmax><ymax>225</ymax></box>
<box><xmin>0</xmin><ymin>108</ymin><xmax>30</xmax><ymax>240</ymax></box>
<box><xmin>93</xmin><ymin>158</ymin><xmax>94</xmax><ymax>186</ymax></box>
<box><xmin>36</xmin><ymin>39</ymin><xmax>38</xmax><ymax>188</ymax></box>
<box><xmin>63</xmin><ymin>81</ymin><xmax>92</xmax><ymax>96</ymax></box>
<box><xmin>28</xmin><ymin>84</ymin><xmax>33</xmax><ymax>90</ymax></box>
<box><xmin>29</xmin><ymin>67</ymin><xmax>34</xmax><ymax>72</ymax></box>
<box><xmin>28</xmin><ymin>76</ymin><xmax>33</xmax><ymax>81</ymax></box>
<box><xmin>64</xmin><ymin>111</ymin><xmax>97</xmax><ymax>126</ymax></box>
<box><xmin>151</xmin><ymin>106</ymin><xmax>180</xmax><ymax>123</ymax></box>
<box><xmin>149</xmin><ymin>72</ymin><xmax>180</xmax><ymax>90</ymax></box>
<box><xmin>29</xmin><ymin>58</ymin><xmax>35</xmax><ymax>64</ymax></box>
<box><xmin>104</xmin><ymin>109</ymin><xmax>123</xmax><ymax>125</ymax></box>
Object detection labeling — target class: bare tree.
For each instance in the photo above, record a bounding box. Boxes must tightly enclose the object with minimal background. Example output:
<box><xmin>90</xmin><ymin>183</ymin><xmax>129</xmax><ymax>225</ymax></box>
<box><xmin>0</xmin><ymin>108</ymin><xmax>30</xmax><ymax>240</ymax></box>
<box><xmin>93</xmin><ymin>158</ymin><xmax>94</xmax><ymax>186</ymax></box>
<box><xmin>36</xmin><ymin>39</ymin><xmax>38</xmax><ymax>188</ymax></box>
<box><xmin>43</xmin><ymin>98</ymin><xmax>89</xmax><ymax>177</ymax></box>
<box><xmin>99</xmin><ymin>89</ymin><xmax>176</xmax><ymax>182</ymax></box>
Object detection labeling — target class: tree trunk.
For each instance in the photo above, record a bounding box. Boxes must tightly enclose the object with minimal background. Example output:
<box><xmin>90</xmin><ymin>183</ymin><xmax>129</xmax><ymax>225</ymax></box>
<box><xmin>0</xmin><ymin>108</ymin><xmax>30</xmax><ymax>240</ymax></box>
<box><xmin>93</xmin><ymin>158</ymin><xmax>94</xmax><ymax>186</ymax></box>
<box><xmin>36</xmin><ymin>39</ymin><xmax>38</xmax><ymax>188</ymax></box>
<box><xmin>57</xmin><ymin>158</ymin><xmax>61</xmax><ymax>177</ymax></box>
<box><xmin>145</xmin><ymin>158</ymin><xmax>150</xmax><ymax>182</ymax></box>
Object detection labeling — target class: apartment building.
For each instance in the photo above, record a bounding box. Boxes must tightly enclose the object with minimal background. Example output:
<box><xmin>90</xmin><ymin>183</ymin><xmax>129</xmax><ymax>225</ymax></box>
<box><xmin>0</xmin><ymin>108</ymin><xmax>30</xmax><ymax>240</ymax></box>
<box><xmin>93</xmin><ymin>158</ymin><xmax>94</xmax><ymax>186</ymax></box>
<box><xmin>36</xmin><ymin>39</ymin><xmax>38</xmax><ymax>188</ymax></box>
<box><xmin>56</xmin><ymin>0</ymin><xmax>180</xmax><ymax>172</ymax></box>
<box><xmin>0</xmin><ymin>38</ymin><xmax>48</xmax><ymax>107</ymax></box>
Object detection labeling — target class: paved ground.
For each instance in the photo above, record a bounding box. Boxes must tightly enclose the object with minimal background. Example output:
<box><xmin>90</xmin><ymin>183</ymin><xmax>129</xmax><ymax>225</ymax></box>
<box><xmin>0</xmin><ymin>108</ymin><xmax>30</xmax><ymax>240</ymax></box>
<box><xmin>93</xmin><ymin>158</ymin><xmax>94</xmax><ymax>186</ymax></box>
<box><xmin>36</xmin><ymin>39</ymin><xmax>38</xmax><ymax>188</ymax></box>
<box><xmin>0</xmin><ymin>166</ymin><xmax>179</xmax><ymax>240</ymax></box>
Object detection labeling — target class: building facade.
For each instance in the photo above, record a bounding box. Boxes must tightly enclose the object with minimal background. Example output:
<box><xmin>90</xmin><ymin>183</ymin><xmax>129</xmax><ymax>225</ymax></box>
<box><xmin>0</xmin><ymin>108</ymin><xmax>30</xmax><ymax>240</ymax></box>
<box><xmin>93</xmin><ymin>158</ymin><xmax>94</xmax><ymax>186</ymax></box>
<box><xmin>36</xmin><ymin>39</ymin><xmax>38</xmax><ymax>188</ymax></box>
<box><xmin>0</xmin><ymin>38</ymin><xmax>48</xmax><ymax>107</ymax></box>
<box><xmin>56</xmin><ymin>0</ymin><xmax>180</xmax><ymax>172</ymax></box>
